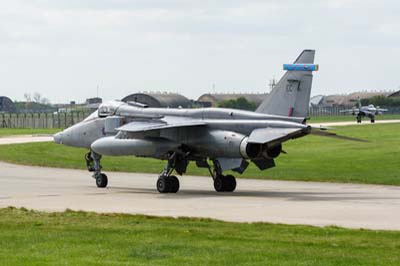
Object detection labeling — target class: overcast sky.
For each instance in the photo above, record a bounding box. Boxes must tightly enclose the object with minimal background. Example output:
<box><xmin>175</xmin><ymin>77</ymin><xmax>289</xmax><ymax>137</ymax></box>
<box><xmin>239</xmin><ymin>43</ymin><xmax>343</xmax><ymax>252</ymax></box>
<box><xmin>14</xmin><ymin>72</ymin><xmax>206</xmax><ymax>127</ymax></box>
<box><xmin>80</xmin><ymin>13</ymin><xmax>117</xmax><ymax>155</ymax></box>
<box><xmin>1</xmin><ymin>0</ymin><xmax>399</xmax><ymax>103</ymax></box>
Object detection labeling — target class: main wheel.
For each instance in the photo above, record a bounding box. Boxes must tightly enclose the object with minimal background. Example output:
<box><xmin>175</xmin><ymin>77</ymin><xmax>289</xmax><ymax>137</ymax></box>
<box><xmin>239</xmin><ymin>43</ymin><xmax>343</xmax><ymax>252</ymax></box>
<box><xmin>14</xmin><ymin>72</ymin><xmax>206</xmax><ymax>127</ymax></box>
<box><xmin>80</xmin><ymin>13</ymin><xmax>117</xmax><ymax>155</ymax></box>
<box><xmin>157</xmin><ymin>176</ymin><xmax>170</xmax><ymax>193</ymax></box>
<box><xmin>96</xmin><ymin>173</ymin><xmax>108</xmax><ymax>188</ymax></box>
<box><xmin>214</xmin><ymin>176</ymin><xmax>225</xmax><ymax>192</ymax></box>
<box><xmin>371</xmin><ymin>119</ymin><xmax>375</xmax><ymax>123</ymax></box>
<box><xmin>168</xmin><ymin>175</ymin><xmax>180</xmax><ymax>193</ymax></box>
<box><xmin>224</xmin><ymin>175</ymin><xmax>237</xmax><ymax>192</ymax></box>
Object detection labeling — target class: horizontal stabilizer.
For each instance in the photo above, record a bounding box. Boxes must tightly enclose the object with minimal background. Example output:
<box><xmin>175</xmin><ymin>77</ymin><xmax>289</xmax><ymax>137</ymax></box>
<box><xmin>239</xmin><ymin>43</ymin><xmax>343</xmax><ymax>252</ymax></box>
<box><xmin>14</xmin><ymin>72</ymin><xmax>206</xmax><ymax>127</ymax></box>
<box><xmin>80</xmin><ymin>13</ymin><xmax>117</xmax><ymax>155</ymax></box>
<box><xmin>310</xmin><ymin>127</ymin><xmax>368</xmax><ymax>142</ymax></box>
<box><xmin>248</xmin><ymin>127</ymin><xmax>305</xmax><ymax>144</ymax></box>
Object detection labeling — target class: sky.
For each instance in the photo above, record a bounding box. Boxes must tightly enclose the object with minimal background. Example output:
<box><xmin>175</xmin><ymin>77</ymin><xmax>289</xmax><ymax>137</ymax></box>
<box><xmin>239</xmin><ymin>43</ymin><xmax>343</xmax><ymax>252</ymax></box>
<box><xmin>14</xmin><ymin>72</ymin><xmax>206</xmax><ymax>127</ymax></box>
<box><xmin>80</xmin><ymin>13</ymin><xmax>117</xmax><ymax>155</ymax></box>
<box><xmin>1</xmin><ymin>0</ymin><xmax>400</xmax><ymax>103</ymax></box>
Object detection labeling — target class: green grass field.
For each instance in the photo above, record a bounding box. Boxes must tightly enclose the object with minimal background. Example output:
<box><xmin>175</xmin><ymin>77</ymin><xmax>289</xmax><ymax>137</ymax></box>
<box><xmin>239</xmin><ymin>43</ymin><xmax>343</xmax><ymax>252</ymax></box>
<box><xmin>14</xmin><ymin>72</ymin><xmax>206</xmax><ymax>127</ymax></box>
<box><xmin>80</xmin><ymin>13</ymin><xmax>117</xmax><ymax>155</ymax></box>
<box><xmin>308</xmin><ymin>114</ymin><xmax>400</xmax><ymax>123</ymax></box>
<box><xmin>0</xmin><ymin>128</ymin><xmax>60</xmax><ymax>137</ymax></box>
<box><xmin>0</xmin><ymin>207</ymin><xmax>399</xmax><ymax>266</ymax></box>
<box><xmin>0</xmin><ymin>123</ymin><xmax>399</xmax><ymax>185</ymax></box>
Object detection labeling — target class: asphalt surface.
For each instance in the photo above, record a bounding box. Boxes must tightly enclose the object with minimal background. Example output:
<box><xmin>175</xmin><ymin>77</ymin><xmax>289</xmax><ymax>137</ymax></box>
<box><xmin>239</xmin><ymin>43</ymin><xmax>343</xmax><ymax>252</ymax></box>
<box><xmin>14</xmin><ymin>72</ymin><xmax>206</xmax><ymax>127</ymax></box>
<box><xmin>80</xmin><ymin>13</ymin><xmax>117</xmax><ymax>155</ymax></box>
<box><xmin>0</xmin><ymin>120</ymin><xmax>399</xmax><ymax>230</ymax></box>
<box><xmin>1</xmin><ymin>161</ymin><xmax>399</xmax><ymax>230</ymax></box>
<box><xmin>0</xmin><ymin>135</ymin><xmax>53</xmax><ymax>145</ymax></box>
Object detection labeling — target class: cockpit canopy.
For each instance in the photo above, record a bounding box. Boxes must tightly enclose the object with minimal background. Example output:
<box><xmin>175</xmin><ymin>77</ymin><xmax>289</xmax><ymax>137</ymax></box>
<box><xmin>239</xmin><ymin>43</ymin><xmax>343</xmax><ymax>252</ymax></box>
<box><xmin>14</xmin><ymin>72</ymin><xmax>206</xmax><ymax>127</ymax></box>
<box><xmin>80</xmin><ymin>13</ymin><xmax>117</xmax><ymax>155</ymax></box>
<box><xmin>98</xmin><ymin>101</ymin><xmax>125</xmax><ymax>118</ymax></box>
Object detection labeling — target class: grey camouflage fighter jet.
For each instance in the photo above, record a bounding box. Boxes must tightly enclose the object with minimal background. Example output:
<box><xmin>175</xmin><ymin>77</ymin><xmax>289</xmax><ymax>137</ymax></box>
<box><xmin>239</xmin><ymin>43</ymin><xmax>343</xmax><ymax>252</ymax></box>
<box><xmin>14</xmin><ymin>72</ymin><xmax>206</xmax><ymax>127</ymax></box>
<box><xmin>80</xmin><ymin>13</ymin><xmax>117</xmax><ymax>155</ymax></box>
<box><xmin>54</xmin><ymin>50</ymin><xmax>360</xmax><ymax>193</ymax></box>
<box><xmin>340</xmin><ymin>99</ymin><xmax>388</xmax><ymax>123</ymax></box>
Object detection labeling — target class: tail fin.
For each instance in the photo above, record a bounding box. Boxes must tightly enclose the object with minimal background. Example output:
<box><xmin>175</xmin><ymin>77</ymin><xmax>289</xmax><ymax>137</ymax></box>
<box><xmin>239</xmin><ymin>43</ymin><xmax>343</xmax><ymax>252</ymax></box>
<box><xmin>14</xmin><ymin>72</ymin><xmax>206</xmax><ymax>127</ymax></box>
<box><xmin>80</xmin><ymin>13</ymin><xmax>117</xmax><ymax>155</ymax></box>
<box><xmin>256</xmin><ymin>50</ymin><xmax>316</xmax><ymax>117</ymax></box>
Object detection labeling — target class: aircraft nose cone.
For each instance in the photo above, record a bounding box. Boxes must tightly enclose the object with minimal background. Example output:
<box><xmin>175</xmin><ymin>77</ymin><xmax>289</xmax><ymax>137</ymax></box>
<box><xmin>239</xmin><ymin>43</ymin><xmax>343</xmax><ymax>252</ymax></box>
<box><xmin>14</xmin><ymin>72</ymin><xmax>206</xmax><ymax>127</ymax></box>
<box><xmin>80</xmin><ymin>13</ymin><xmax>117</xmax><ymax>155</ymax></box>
<box><xmin>53</xmin><ymin>132</ymin><xmax>63</xmax><ymax>144</ymax></box>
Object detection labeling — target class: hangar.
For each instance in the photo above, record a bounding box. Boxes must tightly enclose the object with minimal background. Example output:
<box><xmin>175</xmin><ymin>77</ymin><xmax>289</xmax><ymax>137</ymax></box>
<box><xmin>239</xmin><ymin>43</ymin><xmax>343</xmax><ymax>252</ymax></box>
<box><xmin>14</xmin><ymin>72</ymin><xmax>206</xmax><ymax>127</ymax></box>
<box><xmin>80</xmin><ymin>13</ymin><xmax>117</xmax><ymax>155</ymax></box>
<box><xmin>388</xmin><ymin>90</ymin><xmax>400</xmax><ymax>98</ymax></box>
<box><xmin>0</xmin><ymin>96</ymin><xmax>16</xmax><ymax>112</ymax></box>
<box><xmin>197</xmin><ymin>93</ymin><xmax>268</xmax><ymax>107</ymax></box>
<box><xmin>310</xmin><ymin>91</ymin><xmax>391</xmax><ymax>108</ymax></box>
<box><xmin>121</xmin><ymin>92</ymin><xmax>192</xmax><ymax>108</ymax></box>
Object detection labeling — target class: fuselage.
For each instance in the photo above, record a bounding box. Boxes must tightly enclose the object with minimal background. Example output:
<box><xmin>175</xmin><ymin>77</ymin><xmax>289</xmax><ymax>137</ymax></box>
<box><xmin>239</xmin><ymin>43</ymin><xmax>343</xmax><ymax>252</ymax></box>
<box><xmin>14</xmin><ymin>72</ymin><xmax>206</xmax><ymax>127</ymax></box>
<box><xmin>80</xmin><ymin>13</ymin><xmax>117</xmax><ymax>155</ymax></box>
<box><xmin>54</xmin><ymin>101</ymin><xmax>309</xmax><ymax>159</ymax></box>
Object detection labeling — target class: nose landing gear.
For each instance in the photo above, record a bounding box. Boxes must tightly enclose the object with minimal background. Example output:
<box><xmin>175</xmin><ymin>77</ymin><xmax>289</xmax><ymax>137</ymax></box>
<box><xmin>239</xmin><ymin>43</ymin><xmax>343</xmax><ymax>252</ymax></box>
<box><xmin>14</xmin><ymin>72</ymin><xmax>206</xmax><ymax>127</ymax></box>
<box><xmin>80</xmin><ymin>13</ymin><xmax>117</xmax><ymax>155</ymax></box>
<box><xmin>85</xmin><ymin>151</ymin><xmax>108</xmax><ymax>188</ymax></box>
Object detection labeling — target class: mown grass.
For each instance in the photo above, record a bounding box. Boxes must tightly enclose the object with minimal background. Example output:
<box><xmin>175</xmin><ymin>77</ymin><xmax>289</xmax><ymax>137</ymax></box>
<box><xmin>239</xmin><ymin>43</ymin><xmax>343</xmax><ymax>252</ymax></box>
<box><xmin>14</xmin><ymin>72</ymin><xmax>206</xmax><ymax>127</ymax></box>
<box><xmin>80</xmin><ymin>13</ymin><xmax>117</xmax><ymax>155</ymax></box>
<box><xmin>0</xmin><ymin>123</ymin><xmax>399</xmax><ymax>185</ymax></box>
<box><xmin>308</xmin><ymin>114</ymin><xmax>400</xmax><ymax>123</ymax></box>
<box><xmin>0</xmin><ymin>207</ymin><xmax>399</xmax><ymax>266</ymax></box>
<box><xmin>0</xmin><ymin>128</ymin><xmax>60</xmax><ymax>137</ymax></box>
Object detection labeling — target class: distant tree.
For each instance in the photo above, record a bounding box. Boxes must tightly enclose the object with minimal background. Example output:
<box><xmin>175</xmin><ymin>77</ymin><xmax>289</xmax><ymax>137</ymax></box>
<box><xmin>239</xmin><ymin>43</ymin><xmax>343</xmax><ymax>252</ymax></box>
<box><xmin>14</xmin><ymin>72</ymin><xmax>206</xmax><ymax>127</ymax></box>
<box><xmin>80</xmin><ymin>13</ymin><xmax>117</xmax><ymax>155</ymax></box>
<box><xmin>24</xmin><ymin>93</ymin><xmax>32</xmax><ymax>102</ymax></box>
<box><xmin>218</xmin><ymin>97</ymin><xmax>257</xmax><ymax>111</ymax></box>
<box><xmin>30</xmin><ymin>92</ymin><xmax>50</xmax><ymax>105</ymax></box>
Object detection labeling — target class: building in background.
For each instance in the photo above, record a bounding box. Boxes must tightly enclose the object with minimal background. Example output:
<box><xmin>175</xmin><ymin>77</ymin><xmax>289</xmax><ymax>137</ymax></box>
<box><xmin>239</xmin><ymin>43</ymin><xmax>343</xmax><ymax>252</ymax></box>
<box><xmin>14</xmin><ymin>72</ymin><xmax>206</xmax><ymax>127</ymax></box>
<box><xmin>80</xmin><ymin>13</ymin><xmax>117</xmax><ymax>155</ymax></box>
<box><xmin>121</xmin><ymin>92</ymin><xmax>192</xmax><ymax>108</ymax></box>
<box><xmin>86</xmin><ymin>97</ymin><xmax>103</xmax><ymax>110</ymax></box>
<box><xmin>0</xmin><ymin>96</ymin><xmax>16</xmax><ymax>112</ymax></box>
<box><xmin>310</xmin><ymin>91</ymin><xmax>392</xmax><ymax>108</ymax></box>
<box><xmin>197</xmin><ymin>93</ymin><xmax>268</xmax><ymax>108</ymax></box>
<box><xmin>388</xmin><ymin>90</ymin><xmax>400</xmax><ymax>98</ymax></box>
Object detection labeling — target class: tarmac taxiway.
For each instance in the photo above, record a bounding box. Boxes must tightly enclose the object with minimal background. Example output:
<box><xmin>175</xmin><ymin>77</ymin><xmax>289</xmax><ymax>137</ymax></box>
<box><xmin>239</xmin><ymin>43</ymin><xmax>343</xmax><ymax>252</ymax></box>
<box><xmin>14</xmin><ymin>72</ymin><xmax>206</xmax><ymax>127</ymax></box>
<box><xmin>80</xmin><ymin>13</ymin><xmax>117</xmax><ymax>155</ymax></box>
<box><xmin>0</xmin><ymin>161</ymin><xmax>399</xmax><ymax>230</ymax></box>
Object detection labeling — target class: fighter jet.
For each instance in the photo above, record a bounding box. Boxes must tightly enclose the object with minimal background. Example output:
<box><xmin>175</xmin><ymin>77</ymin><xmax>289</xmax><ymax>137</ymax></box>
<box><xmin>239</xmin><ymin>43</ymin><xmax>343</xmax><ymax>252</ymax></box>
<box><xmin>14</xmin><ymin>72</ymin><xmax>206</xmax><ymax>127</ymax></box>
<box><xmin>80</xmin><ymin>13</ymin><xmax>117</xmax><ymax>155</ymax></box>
<box><xmin>54</xmin><ymin>50</ymin><xmax>360</xmax><ymax>193</ymax></box>
<box><xmin>340</xmin><ymin>99</ymin><xmax>388</xmax><ymax>123</ymax></box>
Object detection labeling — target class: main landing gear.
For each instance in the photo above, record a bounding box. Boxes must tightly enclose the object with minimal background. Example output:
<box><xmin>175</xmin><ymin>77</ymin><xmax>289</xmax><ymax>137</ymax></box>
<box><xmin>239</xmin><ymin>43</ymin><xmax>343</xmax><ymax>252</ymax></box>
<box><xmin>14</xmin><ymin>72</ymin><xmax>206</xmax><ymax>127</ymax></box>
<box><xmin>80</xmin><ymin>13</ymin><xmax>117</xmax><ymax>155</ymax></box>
<box><xmin>85</xmin><ymin>151</ymin><xmax>108</xmax><ymax>188</ymax></box>
<box><xmin>209</xmin><ymin>160</ymin><xmax>237</xmax><ymax>192</ymax></box>
<box><xmin>84</xmin><ymin>150</ymin><xmax>237</xmax><ymax>194</ymax></box>
<box><xmin>156</xmin><ymin>152</ymin><xmax>183</xmax><ymax>193</ymax></box>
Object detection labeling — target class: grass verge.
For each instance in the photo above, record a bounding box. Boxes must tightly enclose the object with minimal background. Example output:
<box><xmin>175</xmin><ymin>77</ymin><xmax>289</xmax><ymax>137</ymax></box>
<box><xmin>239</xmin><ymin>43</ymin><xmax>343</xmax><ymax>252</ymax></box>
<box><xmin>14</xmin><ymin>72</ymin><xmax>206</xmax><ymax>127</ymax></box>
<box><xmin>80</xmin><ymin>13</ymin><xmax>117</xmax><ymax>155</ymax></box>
<box><xmin>0</xmin><ymin>123</ymin><xmax>399</xmax><ymax>185</ymax></box>
<box><xmin>308</xmin><ymin>114</ymin><xmax>400</xmax><ymax>123</ymax></box>
<box><xmin>0</xmin><ymin>207</ymin><xmax>399</xmax><ymax>266</ymax></box>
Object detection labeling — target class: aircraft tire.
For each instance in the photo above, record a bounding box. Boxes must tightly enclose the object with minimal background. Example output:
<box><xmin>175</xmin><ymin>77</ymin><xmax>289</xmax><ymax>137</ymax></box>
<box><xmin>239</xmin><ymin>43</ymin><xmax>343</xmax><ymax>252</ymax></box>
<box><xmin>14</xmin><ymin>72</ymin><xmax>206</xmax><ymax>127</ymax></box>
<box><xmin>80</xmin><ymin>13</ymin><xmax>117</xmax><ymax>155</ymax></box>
<box><xmin>214</xmin><ymin>176</ymin><xmax>225</xmax><ymax>192</ymax></box>
<box><xmin>96</xmin><ymin>173</ymin><xmax>108</xmax><ymax>188</ymax></box>
<box><xmin>157</xmin><ymin>176</ymin><xmax>170</xmax><ymax>193</ymax></box>
<box><xmin>225</xmin><ymin>175</ymin><xmax>237</xmax><ymax>192</ymax></box>
<box><xmin>168</xmin><ymin>175</ymin><xmax>180</xmax><ymax>193</ymax></box>
<box><xmin>371</xmin><ymin>119</ymin><xmax>375</xmax><ymax>123</ymax></box>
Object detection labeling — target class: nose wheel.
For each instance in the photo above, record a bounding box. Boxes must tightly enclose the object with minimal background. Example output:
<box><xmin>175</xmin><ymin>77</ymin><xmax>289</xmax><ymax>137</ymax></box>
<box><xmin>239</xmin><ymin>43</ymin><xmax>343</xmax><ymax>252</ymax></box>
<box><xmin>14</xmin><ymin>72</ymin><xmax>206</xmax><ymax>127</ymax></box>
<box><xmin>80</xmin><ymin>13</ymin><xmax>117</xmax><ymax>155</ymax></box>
<box><xmin>96</xmin><ymin>173</ymin><xmax>108</xmax><ymax>188</ymax></box>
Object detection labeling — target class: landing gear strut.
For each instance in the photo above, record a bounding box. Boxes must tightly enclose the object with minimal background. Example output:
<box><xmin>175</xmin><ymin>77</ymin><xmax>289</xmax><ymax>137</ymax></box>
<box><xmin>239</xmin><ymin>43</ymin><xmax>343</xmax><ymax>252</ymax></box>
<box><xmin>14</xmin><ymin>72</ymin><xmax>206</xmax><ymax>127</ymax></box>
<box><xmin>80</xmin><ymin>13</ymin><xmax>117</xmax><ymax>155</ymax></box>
<box><xmin>209</xmin><ymin>160</ymin><xmax>236</xmax><ymax>192</ymax></box>
<box><xmin>157</xmin><ymin>152</ymin><xmax>181</xmax><ymax>193</ymax></box>
<box><xmin>85</xmin><ymin>151</ymin><xmax>108</xmax><ymax>188</ymax></box>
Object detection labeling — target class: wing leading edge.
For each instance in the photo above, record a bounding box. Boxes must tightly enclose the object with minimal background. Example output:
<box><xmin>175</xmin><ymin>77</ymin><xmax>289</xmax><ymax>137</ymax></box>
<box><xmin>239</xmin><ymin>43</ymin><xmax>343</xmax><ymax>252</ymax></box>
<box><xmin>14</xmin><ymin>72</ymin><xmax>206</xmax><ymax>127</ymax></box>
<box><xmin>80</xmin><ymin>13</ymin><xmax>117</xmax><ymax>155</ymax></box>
<box><xmin>116</xmin><ymin>116</ymin><xmax>206</xmax><ymax>133</ymax></box>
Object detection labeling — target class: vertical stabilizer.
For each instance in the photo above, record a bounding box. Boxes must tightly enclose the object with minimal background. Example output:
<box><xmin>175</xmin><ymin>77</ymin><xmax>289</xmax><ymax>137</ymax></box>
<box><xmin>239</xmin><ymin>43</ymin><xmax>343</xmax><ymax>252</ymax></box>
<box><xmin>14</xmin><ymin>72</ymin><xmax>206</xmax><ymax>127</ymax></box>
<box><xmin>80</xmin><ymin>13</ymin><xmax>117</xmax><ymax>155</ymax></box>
<box><xmin>256</xmin><ymin>50</ymin><xmax>316</xmax><ymax>117</ymax></box>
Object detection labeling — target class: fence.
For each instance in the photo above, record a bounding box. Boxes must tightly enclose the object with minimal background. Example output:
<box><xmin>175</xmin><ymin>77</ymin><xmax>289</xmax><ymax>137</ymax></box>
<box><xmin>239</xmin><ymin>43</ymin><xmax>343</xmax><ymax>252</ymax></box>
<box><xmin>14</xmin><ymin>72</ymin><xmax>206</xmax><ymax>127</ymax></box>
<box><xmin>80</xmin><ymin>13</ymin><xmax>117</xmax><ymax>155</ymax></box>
<box><xmin>309</xmin><ymin>106</ymin><xmax>400</xmax><ymax>116</ymax></box>
<box><xmin>1</xmin><ymin>107</ymin><xmax>400</xmax><ymax>129</ymax></box>
<box><xmin>0</xmin><ymin>111</ymin><xmax>90</xmax><ymax>129</ymax></box>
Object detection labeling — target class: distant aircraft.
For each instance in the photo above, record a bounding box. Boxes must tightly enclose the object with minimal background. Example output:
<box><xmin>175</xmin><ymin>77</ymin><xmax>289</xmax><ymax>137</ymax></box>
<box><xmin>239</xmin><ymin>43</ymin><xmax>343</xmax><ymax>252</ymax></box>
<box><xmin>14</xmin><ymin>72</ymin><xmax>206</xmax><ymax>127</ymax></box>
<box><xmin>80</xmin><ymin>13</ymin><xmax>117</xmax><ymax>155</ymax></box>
<box><xmin>340</xmin><ymin>99</ymin><xmax>388</xmax><ymax>123</ymax></box>
<box><xmin>54</xmin><ymin>50</ymin><xmax>363</xmax><ymax>193</ymax></box>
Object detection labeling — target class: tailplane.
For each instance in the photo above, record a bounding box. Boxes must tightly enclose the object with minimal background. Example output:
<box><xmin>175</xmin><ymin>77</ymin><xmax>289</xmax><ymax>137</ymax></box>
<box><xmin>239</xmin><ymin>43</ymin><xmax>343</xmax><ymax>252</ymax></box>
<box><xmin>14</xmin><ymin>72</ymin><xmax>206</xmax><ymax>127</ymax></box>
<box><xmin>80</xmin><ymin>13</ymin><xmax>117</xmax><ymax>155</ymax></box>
<box><xmin>256</xmin><ymin>50</ymin><xmax>317</xmax><ymax>117</ymax></box>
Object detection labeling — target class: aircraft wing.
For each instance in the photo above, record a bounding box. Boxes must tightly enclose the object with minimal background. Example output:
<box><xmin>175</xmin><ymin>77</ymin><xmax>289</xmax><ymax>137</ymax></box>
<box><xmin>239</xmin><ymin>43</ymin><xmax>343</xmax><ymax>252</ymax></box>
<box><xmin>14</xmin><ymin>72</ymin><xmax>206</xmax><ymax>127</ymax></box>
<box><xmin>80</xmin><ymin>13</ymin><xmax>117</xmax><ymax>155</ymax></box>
<box><xmin>340</xmin><ymin>109</ymin><xmax>359</xmax><ymax>114</ymax></box>
<box><xmin>377</xmin><ymin>108</ymin><xmax>388</xmax><ymax>112</ymax></box>
<box><xmin>247</xmin><ymin>127</ymin><xmax>305</xmax><ymax>144</ymax></box>
<box><xmin>116</xmin><ymin>116</ymin><xmax>206</xmax><ymax>133</ymax></box>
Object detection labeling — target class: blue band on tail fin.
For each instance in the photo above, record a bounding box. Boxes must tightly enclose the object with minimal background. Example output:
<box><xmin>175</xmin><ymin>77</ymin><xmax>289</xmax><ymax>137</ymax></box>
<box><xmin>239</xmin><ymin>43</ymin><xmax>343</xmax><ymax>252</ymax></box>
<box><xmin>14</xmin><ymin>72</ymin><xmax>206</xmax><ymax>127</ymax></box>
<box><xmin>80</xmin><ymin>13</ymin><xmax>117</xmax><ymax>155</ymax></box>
<box><xmin>283</xmin><ymin>64</ymin><xmax>319</xmax><ymax>71</ymax></box>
